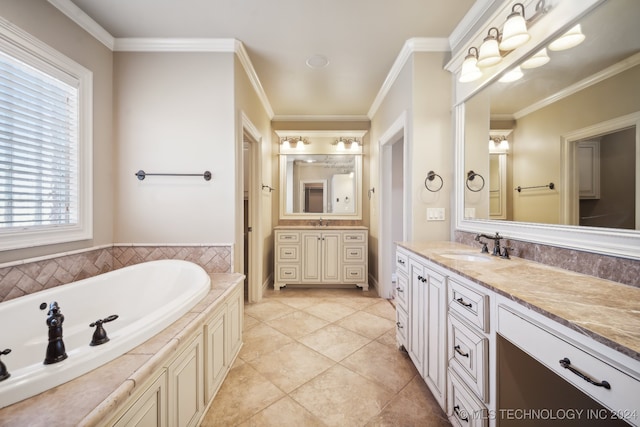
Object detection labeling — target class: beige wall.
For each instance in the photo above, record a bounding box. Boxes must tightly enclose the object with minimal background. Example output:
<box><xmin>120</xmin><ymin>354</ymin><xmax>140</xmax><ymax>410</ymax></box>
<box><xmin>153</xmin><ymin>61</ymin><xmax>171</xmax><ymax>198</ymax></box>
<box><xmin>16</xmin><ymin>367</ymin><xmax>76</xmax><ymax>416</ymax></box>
<box><xmin>233</xmin><ymin>56</ymin><xmax>273</xmax><ymax>287</ymax></box>
<box><xmin>0</xmin><ymin>0</ymin><xmax>114</xmax><ymax>263</ymax></box>
<box><xmin>113</xmin><ymin>52</ymin><xmax>236</xmax><ymax>244</ymax></box>
<box><xmin>512</xmin><ymin>65</ymin><xmax>640</xmax><ymax>223</ymax></box>
<box><xmin>369</xmin><ymin>52</ymin><xmax>453</xmax><ymax>288</ymax></box>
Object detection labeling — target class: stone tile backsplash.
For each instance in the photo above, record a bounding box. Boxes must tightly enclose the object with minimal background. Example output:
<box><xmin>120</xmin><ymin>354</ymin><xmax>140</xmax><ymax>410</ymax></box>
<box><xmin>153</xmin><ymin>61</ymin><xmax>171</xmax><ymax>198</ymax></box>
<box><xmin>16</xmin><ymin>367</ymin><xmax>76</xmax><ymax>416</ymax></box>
<box><xmin>0</xmin><ymin>245</ymin><xmax>232</xmax><ymax>303</ymax></box>
<box><xmin>455</xmin><ymin>231</ymin><xmax>640</xmax><ymax>288</ymax></box>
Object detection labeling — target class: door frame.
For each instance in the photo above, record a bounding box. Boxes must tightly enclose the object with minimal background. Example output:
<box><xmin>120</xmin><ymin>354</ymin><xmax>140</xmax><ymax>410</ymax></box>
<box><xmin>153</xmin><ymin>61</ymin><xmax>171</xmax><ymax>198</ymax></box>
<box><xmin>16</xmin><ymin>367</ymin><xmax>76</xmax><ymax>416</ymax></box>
<box><xmin>378</xmin><ymin>111</ymin><xmax>411</xmax><ymax>299</ymax></box>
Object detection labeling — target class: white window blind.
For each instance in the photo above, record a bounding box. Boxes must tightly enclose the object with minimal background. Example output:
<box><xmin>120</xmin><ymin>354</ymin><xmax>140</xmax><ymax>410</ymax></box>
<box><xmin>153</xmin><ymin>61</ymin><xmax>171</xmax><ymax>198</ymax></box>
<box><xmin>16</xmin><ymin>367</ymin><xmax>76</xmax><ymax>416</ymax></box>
<box><xmin>0</xmin><ymin>49</ymin><xmax>79</xmax><ymax>230</ymax></box>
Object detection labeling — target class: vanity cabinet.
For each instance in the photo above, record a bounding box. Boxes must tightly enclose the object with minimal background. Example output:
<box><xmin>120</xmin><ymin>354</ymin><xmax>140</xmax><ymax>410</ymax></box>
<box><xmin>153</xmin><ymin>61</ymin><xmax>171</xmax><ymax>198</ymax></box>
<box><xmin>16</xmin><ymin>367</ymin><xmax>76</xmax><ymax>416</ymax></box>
<box><xmin>396</xmin><ymin>247</ymin><xmax>447</xmax><ymax>409</ymax></box>
<box><xmin>167</xmin><ymin>334</ymin><xmax>204</xmax><ymax>427</ymax></box>
<box><xmin>274</xmin><ymin>227</ymin><xmax>368</xmax><ymax>290</ymax></box>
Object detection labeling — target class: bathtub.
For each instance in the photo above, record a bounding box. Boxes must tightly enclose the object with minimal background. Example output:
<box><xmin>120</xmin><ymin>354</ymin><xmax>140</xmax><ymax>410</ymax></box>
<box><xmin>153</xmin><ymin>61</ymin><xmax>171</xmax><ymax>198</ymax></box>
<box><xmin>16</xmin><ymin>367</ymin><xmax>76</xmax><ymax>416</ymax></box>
<box><xmin>0</xmin><ymin>259</ymin><xmax>210</xmax><ymax>409</ymax></box>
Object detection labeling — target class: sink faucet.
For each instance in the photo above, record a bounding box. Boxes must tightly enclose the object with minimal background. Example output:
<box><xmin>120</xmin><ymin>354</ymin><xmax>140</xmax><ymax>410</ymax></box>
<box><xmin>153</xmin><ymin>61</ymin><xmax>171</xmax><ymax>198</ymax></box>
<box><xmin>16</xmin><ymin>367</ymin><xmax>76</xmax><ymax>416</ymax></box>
<box><xmin>475</xmin><ymin>232</ymin><xmax>506</xmax><ymax>257</ymax></box>
<box><xmin>44</xmin><ymin>301</ymin><xmax>68</xmax><ymax>365</ymax></box>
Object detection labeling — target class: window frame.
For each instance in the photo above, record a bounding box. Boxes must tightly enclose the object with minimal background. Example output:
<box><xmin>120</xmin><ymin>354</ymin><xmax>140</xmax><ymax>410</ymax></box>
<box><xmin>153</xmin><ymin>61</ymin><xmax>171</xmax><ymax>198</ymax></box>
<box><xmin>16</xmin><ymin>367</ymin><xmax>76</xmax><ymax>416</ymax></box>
<box><xmin>0</xmin><ymin>18</ymin><xmax>92</xmax><ymax>251</ymax></box>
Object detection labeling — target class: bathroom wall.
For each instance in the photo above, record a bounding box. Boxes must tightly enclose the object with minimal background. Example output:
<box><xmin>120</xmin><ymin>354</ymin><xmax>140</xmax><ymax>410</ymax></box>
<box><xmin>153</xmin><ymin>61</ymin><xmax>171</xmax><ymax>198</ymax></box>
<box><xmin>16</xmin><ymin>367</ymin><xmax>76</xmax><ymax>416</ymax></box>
<box><xmin>0</xmin><ymin>0</ymin><xmax>114</xmax><ymax>264</ymax></box>
<box><xmin>368</xmin><ymin>50</ymin><xmax>453</xmax><ymax>288</ymax></box>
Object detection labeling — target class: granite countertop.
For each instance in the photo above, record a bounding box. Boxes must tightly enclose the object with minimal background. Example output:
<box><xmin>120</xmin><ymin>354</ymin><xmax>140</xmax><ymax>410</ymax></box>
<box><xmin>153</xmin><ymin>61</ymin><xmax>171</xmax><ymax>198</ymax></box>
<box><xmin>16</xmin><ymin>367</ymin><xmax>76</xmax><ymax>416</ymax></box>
<box><xmin>397</xmin><ymin>241</ymin><xmax>640</xmax><ymax>362</ymax></box>
<box><xmin>0</xmin><ymin>273</ymin><xmax>244</xmax><ymax>427</ymax></box>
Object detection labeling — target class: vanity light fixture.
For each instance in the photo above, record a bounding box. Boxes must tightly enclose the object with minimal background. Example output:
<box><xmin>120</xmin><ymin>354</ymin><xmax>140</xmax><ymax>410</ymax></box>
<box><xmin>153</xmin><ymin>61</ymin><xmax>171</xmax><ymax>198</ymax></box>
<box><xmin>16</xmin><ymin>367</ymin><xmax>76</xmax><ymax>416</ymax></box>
<box><xmin>332</xmin><ymin>137</ymin><xmax>360</xmax><ymax>151</ymax></box>
<box><xmin>499</xmin><ymin>3</ymin><xmax>530</xmax><ymax>51</ymax></box>
<box><xmin>521</xmin><ymin>47</ymin><xmax>550</xmax><ymax>69</ymax></box>
<box><xmin>548</xmin><ymin>24</ymin><xmax>585</xmax><ymax>51</ymax></box>
<box><xmin>499</xmin><ymin>66</ymin><xmax>523</xmax><ymax>82</ymax></box>
<box><xmin>459</xmin><ymin>47</ymin><xmax>483</xmax><ymax>83</ymax></box>
<box><xmin>489</xmin><ymin>135</ymin><xmax>510</xmax><ymax>151</ymax></box>
<box><xmin>281</xmin><ymin>136</ymin><xmax>310</xmax><ymax>150</ymax></box>
<box><xmin>477</xmin><ymin>27</ymin><xmax>502</xmax><ymax>68</ymax></box>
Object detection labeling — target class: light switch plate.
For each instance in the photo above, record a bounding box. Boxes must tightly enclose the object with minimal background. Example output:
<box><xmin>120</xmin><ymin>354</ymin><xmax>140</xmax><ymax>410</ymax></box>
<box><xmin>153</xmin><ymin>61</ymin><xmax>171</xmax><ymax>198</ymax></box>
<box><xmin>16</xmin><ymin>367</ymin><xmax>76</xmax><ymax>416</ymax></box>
<box><xmin>427</xmin><ymin>207</ymin><xmax>445</xmax><ymax>221</ymax></box>
<box><xmin>465</xmin><ymin>208</ymin><xmax>476</xmax><ymax>219</ymax></box>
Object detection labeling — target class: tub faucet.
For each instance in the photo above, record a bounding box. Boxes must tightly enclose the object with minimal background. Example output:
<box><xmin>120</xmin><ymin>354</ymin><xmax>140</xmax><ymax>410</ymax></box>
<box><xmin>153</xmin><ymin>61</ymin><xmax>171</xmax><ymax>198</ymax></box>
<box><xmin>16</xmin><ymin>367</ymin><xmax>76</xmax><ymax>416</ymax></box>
<box><xmin>44</xmin><ymin>301</ymin><xmax>68</xmax><ymax>365</ymax></box>
<box><xmin>90</xmin><ymin>315</ymin><xmax>119</xmax><ymax>346</ymax></box>
<box><xmin>0</xmin><ymin>348</ymin><xmax>11</xmax><ymax>381</ymax></box>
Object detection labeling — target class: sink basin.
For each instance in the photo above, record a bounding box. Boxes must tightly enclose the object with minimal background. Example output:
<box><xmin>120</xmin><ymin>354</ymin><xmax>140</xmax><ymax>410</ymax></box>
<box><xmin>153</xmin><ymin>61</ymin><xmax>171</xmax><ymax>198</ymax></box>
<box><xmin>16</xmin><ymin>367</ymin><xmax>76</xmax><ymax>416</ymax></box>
<box><xmin>440</xmin><ymin>253</ymin><xmax>491</xmax><ymax>262</ymax></box>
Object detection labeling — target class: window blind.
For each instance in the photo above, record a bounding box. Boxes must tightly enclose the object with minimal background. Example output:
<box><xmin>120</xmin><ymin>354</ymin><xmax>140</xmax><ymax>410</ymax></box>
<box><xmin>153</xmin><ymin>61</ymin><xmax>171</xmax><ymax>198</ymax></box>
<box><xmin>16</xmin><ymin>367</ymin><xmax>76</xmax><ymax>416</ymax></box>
<box><xmin>0</xmin><ymin>50</ymin><xmax>79</xmax><ymax>229</ymax></box>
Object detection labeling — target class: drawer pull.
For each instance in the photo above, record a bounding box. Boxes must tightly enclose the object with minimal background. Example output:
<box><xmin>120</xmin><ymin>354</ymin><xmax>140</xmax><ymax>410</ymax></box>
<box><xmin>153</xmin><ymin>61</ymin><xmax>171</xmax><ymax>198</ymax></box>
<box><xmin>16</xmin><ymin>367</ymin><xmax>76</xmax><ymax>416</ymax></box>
<box><xmin>398</xmin><ymin>259</ymin><xmax>405</xmax><ymax>265</ymax></box>
<box><xmin>559</xmin><ymin>358</ymin><xmax>611</xmax><ymax>390</ymax></box>
<box><xmin>396</xmin><ymin>287</ymin><xmax>403</xmax><ymax>293</ymax></box>
<box><xmin>350</xmin><ymin>251</ymin><xmax>359</xmax><ymax>255</ymax></box>
<box><xmin>396</xmin><ymin>322</ymin><xmax>403</xmax><ymax>329</ymax></box>
<box><xmin>282</xmin><ymin>236</ymin><xmax>293</xmax><ymax>239</ymax></box>
<box><xmin>284</xmin><ymin>251</ymin><xmax>292</xmax><ymax>255</ymax></box>
<box><xmin>284</xmin><ymin>272</ymin><xmax>292</xmax><ymax>276</ymax></box>
<box><xmin>417</xmin><ymin>275</ymin><xmax>427</xmax><ymax>283</ymax></box>
<box><xmin>454</xmin><ymin>345</ymin><xmax>469</xmax><ymax>358</ymax></box>
<box><xmin>456</xmin><ymin>297</ymin><xmax>472</xmax><ymax>308</ymax></box>
<box><xmin>453</xmin><ymin>405</ymin><xmax>469</xmax><ymax>422</ymax></box>
<box><xmin>350</xmin><ymin>272</ymin><xmax>358</xmax><ymax>276</ymax></box>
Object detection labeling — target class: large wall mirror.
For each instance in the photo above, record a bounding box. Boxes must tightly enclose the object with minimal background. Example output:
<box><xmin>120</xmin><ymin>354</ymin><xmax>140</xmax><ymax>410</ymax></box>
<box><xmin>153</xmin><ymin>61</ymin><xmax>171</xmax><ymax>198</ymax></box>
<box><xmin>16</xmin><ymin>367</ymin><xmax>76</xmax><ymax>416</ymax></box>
<box><xmin>458</xmin><ymin>0</ymin><xmax>640</xmax><ymax>259</ymax></box>
<box><xmin>277</xmin><ymin>131</ymin><xmax>365</xmax><ymax>220</ymax></box>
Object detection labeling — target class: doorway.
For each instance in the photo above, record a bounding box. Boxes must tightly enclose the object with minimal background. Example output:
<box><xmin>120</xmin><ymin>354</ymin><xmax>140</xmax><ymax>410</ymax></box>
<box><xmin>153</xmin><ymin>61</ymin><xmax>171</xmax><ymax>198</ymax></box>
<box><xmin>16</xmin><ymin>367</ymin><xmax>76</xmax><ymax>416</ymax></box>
<box><xmin>379</xmin><ymin>112</ymin><xmax>410</xmax><ymax>299</ymax></box>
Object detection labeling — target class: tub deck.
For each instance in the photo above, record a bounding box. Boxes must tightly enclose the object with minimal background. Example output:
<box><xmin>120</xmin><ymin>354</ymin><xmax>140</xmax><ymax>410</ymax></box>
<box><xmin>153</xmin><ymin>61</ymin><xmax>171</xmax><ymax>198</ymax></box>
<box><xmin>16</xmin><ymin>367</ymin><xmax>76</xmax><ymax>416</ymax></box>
<box><xmin>0</xmin><ymin>273</ymin><xmax>244</xmax><ymax>427</ymax></box>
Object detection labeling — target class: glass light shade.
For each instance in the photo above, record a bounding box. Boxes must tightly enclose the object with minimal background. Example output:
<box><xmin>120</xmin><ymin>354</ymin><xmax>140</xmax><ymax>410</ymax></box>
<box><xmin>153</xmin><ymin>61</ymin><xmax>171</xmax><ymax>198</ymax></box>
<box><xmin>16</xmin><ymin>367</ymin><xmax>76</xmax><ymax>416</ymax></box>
<box><xmin>337</xmin><ymin>140</ymin><xmax>345</xmax><ymax>151</ymax></box>
<box><xmin>351</xmin><ymin>141</ymin><xmax>359</xmax><ymax>151</ymax></box>
<box><xmin>282</xmin><ymin>139</ymin><xmax>291</xmax><ymax>149</ymax></box>
<box><xmin>499</xmin><ymin>12</ymin><xmax>530</xmax><ymax>50</ymax></box>
<box><xmin>459</xmin><ymin>54</ymin><xmax>482</xmax><ymax>82</ymax></box>
<box><xmin>548</xmin><ymin>24</ymin><xmax>585</xmax><ymax>51</ymax></box>
<box><xmin>477</xmin><ymin>36</ymin><xmax>502</xmax><ymax>67</ymax></box>
<box><xmin>521</xmin><ymin>48</ymin><xmax>550</xmax><ymax>69</ymax></box>
<box><xmin>499</xmin><ymin>66</ymin><xmax>523</xmax><ymax>83</ymax></box>
<box><xmin>296</xmin><ymin>138</ymin><xmax>305</xmax><ymax>150</ymax></box>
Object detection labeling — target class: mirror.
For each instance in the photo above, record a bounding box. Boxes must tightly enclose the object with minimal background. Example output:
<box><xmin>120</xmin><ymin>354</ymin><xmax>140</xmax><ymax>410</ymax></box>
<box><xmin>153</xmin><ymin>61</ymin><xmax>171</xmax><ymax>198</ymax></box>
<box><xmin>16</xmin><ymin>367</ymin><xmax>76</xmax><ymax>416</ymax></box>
<box><xmin>279</xmin><ymin>153</ymin><xmax>362</xmax><ymax>219</ymax></box>
<box><xmin>463</xmin><ymin>0</ymin><xmax>640</xmax><ymax>232</ymax></box>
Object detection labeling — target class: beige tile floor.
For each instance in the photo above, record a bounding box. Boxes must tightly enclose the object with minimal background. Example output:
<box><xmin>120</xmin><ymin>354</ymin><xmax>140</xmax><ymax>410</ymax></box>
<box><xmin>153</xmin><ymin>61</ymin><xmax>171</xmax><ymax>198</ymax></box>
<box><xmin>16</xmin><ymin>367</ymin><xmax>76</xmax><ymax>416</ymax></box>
<box><xmin>201</xmin><ymin>287</ymin><xmax>450</xmax><ymax>427</ymax></box>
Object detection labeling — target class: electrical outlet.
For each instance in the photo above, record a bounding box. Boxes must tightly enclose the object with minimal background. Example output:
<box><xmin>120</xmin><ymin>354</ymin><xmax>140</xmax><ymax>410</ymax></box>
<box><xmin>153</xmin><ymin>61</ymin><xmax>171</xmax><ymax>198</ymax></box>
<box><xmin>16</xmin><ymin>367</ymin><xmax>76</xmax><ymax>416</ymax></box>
<box><xmin>427</xmin><ymin>208</ymin><xmax>445</xmax><ymax>221</ymax></box>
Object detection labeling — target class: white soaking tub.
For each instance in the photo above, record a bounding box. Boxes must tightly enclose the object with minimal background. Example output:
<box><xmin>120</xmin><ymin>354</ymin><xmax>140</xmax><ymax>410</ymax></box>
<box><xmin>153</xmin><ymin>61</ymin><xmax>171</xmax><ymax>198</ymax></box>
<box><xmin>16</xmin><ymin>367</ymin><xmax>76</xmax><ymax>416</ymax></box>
<box><xmin>0</xmin><ymin>259</ymin><xmax>210</xmax><ymax>409</ymax></box>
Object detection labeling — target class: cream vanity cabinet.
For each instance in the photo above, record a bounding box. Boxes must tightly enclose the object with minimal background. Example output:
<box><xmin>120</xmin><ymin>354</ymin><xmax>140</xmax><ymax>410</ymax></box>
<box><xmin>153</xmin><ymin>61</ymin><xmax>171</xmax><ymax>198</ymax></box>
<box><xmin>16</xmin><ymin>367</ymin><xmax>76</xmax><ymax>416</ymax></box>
<box><xmin>106</xmin><ymin>282</ymin><xmax>243</xmax><ymax>427</ymax></box>
<box><xmin>274</xmin><ymin>227</ymin><xmax>368</xmax><ymax>290</ymax></box>
<box><xmin>395</xmin><ymin>247</ymin><xmax>447</xmax><ymax>409</ymax></box>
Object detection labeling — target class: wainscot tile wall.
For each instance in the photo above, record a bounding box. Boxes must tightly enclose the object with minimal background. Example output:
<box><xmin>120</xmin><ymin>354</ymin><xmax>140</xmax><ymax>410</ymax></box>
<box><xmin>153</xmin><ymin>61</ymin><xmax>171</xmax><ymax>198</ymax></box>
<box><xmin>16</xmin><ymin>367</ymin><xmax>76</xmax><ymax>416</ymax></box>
<box><xmin>0</xmin><ymin>245</ymin><xmax>232</xmax><ymax>303</ymax></box>
<box><xmin>455</xmin><ymin>231</ymin><xmax>640</xmax><ymax>288</ymax></box>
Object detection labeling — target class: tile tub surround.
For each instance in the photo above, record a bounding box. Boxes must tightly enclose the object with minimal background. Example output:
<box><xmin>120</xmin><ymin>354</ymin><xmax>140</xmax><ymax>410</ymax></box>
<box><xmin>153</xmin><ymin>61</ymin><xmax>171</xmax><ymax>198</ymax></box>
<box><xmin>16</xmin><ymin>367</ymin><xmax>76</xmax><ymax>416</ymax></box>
<box><xmin>455</xmin><ymin>230</ymin><xmax>640</xmax><ymax>287</ymax></box>
<box><xmin>399</xmin><ymin>240</ymin><xmax>640</xmax><ymax>361</ymax></box>
<box><xmin>0</xmin><ymin>245</ymin><xmax>232</xmax><ymax>302</ymax></box>
<box><xmin>0</xmin><ymin>272</ymin><xmax>244</xmax><ymax>427</ymax></box>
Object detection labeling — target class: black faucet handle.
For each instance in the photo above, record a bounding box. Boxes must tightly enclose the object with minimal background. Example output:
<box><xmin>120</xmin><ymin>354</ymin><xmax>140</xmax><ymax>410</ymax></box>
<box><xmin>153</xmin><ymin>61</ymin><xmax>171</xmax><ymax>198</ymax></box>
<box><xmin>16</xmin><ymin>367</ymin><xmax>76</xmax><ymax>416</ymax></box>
<box><xmin>90</xmin><ymin>314</ymin><xmax>119</xmax><ymax>327</ymax></box>
<box><xmin>0</xmin><ymin>348</ymin><xmax>10</xmax><ymax>357</ymax></box>
<box><xmin>501</xmin><ymin>246</ymin><xmax>512</xmax><ymax>259</ymax></box>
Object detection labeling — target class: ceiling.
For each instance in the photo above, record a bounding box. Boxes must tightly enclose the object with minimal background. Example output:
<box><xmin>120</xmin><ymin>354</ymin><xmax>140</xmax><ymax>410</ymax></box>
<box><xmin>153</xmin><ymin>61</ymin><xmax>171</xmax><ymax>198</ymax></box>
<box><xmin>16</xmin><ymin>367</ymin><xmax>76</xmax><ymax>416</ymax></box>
<box><xmin>66</xmin><ymin>0</ymin><xmax>476</xmax><ymax>118</ymax></box>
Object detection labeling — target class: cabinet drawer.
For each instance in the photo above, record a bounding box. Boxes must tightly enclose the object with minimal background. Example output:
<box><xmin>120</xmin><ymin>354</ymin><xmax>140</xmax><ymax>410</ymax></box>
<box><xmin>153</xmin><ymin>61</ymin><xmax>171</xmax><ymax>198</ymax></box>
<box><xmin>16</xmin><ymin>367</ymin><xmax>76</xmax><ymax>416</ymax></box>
<box><xmin>448</xmin><ymin>370</ymin><xmax>488</xmax><ymax>427</ymax></box>
<box><xmin>277</xmin><ymin>245</ymin><xmax>299</xmax><ymax>262</ymax></box>
<box><xmin>343</xmin><ymin>245</ymin><xmax>365</xmax><ymax>262</ymax></box>
<box><xmin>276</xmin><ymin>265</ymin><xmax>299</xmax><ymax>282</ymax></box>
<box><xmin>498</xmin><ymin>305</ymin><xmax>640</xmax><ymax>419</ymax></box>
<box><xmin>343</xmin><ymin>232</ymin><xmax>366</xmax><ymax>243</ymax></box>
<box><xmin>396</xmin><ymin>250</ymin><xmax>409</xmax><ymax>275</ymax></box>
<box><xmin>394</xmin><ymin>272</ymin><xmax>408</xmax><ymax>309</ymax></box>
<box><xmin>396</xmin><ymin>306</ymin><xmax>408</xmax><ymax>348</ymax></box>
<box><xmin>448</xmin><ymin>313</ymin><xmax>488</xmax><ymax>402</ymax></box>
<box><xmin>276</xmin><ymin>232</ymin><xmax>299</xmax><ymax>243</ymax></box>
<box><xmin>449</xmin><ymin>277</ymin><xmax>489</xmax><ymax>333</ymax></box>
<box><xmin>343</xmin><ymin>265</ymin><xmax>366</xmax><ymax>282</ymax></box>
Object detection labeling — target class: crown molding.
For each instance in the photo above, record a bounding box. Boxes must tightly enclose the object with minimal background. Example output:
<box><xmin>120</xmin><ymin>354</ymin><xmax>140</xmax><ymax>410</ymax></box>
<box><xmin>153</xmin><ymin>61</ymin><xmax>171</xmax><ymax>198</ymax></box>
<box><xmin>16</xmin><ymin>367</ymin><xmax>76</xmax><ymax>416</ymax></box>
<box><xmin>234</xmin><ymin>41</ymin><xmax>274</xmax><ymax>118</ymax></box>
<box><xmin>367</xmin><ymin>37</ymin><xmax>449</xmax><ymax>119</ymax></box>
<box><xmin>513</xmin><ymin>52</ymin><xmax>640</xmax><ymax>120</ymax></box>
<box><xmin>48</xmin><ymin>0</ymin><xmax>115</xmax><ymax>49</ymax></box>
<box><xmin>113</xmin><ymin>38</ymin><xmax>236</xmax><ymax>52</ymax></box>
<box><xmin>272</xmin><ymin>115</ymin><xmax>370</xmax><ymax>122</ymax></box>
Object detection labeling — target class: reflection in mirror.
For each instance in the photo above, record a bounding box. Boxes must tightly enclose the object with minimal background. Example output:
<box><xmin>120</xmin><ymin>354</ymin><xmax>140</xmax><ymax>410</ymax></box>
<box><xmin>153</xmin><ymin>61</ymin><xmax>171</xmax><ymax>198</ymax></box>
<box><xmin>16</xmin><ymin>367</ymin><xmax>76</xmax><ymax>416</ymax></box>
<box><xmin>464</xmin><ymin>0</ymin><xmax>640</xmax><ymax>231</ymax></box>
<box><xmin>282</xmin><ymin>154</ymin><xmax>358</xmax><ymax>215</ymax></box>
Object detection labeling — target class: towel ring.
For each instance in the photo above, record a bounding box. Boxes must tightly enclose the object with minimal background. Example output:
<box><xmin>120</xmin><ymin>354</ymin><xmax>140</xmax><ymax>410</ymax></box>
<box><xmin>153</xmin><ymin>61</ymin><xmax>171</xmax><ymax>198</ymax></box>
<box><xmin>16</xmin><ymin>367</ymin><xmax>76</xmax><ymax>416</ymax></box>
<box><xmin>466</xmin><ymin>170</ymin><xmax>485</xmax><ymax>192</ymax></box>
<box><xmin>424</xmin><ymin>171</ymin><xmax>443</xmax><ymax>192</ymax></box>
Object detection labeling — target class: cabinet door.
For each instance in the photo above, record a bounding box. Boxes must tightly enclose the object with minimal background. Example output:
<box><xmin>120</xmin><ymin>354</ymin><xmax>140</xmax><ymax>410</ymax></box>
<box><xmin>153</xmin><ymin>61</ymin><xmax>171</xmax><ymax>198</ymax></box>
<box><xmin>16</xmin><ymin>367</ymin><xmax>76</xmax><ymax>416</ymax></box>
<box><xmin>321</xmin><ymin>232</ymin><xmax>341</xmax><ymax>283</ymax></box>
<box><xmin>167</xmin><ymin>334</ymin><xmax>204</xmax><ymax>427</ymax></box>
<box><xmin>205</xmin><ymin>305</ymin><xmax>227</xmax><ymax>401</ymax></box>
<box><xmin>301</xmin><ymin>232</ymin><xmax>321</xmax><ymax>282</ymax></box>
<box><xmin>408</xmin><ymin>259</ymin><xmax>426</xmax><ymax>374</ymax></box>
<box><xmin>113</xmin><ymin>371</ymin><xmax>167</xmax><ymax>427</ymax></box>
<box><xmin>425</xmin><ymin>266</ymin><xmax>447</xmax><ymax>407</ymax></box>
<box><xmin>227</xmin><ymin>288</ymin><xmax>243</xmax><ymax>361</ymax></box>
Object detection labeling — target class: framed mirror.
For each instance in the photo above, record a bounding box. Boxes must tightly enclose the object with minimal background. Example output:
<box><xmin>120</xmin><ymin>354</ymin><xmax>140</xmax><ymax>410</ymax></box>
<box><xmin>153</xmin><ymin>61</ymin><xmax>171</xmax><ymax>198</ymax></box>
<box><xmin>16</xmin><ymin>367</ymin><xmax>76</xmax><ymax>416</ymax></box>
<box><xmin>456</xmin><ymin>0</ymin><xmax>640</xmax><ymax>259</ymax></box>
<box><xmin>277</xmin><ymin>131</ymin><xmax>365</xmax><ymax>220</ymax></box>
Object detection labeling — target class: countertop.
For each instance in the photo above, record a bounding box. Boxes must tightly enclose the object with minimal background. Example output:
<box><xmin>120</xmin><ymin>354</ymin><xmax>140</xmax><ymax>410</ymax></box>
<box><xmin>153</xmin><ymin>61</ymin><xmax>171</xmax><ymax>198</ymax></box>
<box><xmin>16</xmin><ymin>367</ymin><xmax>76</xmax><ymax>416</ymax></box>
<box><xmin>397</xmin><ymin>241</ymin><xmax>640</xmax><ymax>362</ymax></box>
<box><xmin>0</xmin><ymin>273</ymin><xmax>244</xmax><ymax>427</ymax></box>
<box><xmin>275</xmin><ymin>225</ymin><xmax>368</xmax><ymax>230</ymax></box>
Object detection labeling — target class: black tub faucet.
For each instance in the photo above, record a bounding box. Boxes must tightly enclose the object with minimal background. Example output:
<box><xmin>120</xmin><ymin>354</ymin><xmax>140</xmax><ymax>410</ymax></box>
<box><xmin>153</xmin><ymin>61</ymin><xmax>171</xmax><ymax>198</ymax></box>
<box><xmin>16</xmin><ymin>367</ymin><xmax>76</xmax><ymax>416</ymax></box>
<box><xmin>44</xmin><ymin>301</ymin><xmax>68</xmax><ymax>365</ymax></box>
<box><xmin>0</xmin><ymin>348</ymin><xmax>11</xmax><ymax>381</ymax></box>
<box><xmin>90</xmin><ymin>315</ymin><xmax>119</xmax><ymax>346</ymax></box>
